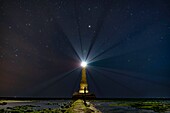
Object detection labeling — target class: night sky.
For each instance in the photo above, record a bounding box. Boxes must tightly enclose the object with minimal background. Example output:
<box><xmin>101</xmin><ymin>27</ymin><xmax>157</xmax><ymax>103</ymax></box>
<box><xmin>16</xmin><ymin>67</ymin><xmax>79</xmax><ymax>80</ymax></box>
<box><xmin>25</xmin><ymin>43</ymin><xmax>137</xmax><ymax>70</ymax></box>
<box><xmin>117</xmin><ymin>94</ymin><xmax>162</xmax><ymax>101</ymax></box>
<box><xmin>0</xmin><ymin>0</ymin><xmax>170</xmax><ymax>98</ymax></box>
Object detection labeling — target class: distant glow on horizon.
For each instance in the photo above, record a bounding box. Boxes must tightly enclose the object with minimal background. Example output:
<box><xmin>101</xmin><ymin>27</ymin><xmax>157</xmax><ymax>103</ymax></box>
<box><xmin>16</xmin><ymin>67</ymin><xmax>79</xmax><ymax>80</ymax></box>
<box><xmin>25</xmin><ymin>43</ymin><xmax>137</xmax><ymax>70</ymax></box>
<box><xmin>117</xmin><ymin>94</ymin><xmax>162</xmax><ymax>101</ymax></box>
<box><xmin>81</xmin><ymin>61</ymin><xmax>87</xmax><ymax>68</ymax></box>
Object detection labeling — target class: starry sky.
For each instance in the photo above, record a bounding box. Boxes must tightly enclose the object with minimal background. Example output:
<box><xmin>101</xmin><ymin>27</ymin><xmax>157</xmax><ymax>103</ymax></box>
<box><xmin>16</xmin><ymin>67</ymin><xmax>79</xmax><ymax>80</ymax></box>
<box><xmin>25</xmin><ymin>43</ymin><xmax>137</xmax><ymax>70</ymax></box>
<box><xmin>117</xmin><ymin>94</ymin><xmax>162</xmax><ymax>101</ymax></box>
<box><xmin>0</xmin><ymin>0</ymin><xmax>170</xmax><ymax>98</ymax></box>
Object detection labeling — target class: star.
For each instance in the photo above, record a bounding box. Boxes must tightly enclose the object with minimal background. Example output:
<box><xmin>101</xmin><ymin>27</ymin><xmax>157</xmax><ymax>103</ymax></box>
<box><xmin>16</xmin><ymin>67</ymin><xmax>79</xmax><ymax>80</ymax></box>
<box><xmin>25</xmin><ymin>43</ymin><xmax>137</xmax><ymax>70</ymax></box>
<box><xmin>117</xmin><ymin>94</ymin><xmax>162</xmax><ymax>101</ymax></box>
<box><xmin>50</xmin><ymin>17</ymin><xmax>53</xmax><ymax>21</ymax></box>
<box><xmin>127</xmin><ymin>59</ymin><xmax>131</xmax><ymax>62</ymax></box>
<box><xmin>147</xmin><ymin>58</ymin><xmax>151</xmax><ymax>62</ymax></box>
<box><xmin>0</xmin><ymin>55</ymin><xmax>3</xmax><ymax>58</ymax></box>
<box><xmin>9</xmin><ymin>26</ymin><xmax>12</xmax><ymax>29</ymax></box>
<box><xmin>130</xmin><ymin>12</ymin><xmax>133</xmax><ymax>16</ymax></box>
<box><xmin>14</xmin><ymin>48</ymin><xmax>19</xmax><ymax>52</ymax></box>
<box><xmin>45</xmin><ymin>45</ymin><xmax>49</xmax><ymax>48</ymax></box>
<box><xmin>26</xmin><ymin>23</ymin><xmax>31</xmax><ymax>26</ymax></box>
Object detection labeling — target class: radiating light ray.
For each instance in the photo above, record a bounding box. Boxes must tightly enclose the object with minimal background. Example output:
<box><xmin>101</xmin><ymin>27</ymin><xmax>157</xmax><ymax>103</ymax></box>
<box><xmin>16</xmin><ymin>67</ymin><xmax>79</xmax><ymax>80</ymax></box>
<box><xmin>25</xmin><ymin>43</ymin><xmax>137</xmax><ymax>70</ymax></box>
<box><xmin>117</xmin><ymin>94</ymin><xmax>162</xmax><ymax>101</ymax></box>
<box><xmin>74</xmin><ymin>0</ymin><xmax>84</xmax><ymax>60</ymax></box>
<box><xmin>86</xmin><ymin>69</ymin><xmax>103</xmax><ymax>96</ymax></box>
<box><xmin>89</xmin><ymin>40</ymin><xmax>123</xmax><ymax>63</ymax></box>
<box><xmin>24</xmin><ymin>67</ymin><xmax>79</xmax><ymax>96</ymax></box>
<box><xmin>71</xmin><ymin>69</ymin><xmax>82</xmax><ymax>94</ymax></box>
<box><xmin>90</xmin><ymin>66</ymin><xmax>139</xmax><ymax>96</ymax></box>
<box><xmin>47</xmin><ymin>2</ymin><xmax>83</xmax><ymax>61</ymax></box>
<box><xmin>91</xmin><ymin>66</ymin><xmax>170</xmax><ymax>88</ymax></box>
<box><xmin>85</xmin><ymin>0</ymin><xmax>115</xmax><ymax>61</ymax></box>
<box><xmin>51</xmin><ymin>21</ymin><xmax>82</xmax><ymax>61</ymax></box>
<box><xmin>88</xmin><ymin>41</ymin><xmax>160</xmax><ymax>64</ymax></box>
<box><xmin>4</xmin><ymin>13</ymin><xmax>82</xmax><ymax>62</ymax></box>
<box><xmin>2</xmin><ymin>22</ymin><xmax>80</xmax><ymax>66</ymax></box>
<box><xmin>37</xmin><ymin>68</ymin><xmax>80</xmax><ymax>95</ymax></box>
<box><xmin>88</xmin><ymin>17</ymin><xmax>164</xmax><ymax>63</ymax></box>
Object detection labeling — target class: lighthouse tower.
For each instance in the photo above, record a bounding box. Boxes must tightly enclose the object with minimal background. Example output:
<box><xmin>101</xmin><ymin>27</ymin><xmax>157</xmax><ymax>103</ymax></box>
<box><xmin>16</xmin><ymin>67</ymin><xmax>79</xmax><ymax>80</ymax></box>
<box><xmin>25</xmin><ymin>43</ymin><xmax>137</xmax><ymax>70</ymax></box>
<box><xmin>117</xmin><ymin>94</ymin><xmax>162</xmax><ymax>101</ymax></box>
<box><xmin>72</xmin><ymin>61</ymin><xmax>96</xmax><ymax>99</ymax></box>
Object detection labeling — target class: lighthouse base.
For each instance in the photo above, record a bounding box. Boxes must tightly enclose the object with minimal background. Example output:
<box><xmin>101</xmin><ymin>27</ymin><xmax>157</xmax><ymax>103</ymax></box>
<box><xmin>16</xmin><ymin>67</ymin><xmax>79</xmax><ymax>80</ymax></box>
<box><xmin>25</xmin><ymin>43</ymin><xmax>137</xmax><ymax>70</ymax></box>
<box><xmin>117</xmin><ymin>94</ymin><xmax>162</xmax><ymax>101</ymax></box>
<box><xmin>72</xmin><ymin>92</ymin><xmax>96</xmax><ymax>100</ymax></box>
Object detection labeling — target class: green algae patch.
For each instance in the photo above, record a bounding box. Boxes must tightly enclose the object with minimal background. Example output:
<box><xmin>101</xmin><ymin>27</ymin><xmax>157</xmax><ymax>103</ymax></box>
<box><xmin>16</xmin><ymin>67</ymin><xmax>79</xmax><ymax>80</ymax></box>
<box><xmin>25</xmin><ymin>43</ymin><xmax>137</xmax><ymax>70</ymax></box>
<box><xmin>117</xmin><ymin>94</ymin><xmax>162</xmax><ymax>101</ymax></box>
<box><xmin>109</xmin><ymin>101</ymin><xmax>170</xmax><ymax>112</ymax></box>
<box><xmin>1</xmin><ymin>105</ymin><xmax>61</xmax><ymax>113</ymax></box>
<box><xmin>4</xmin><ymin>105</ymin><xmax>40</xmax><ymax>113</ymax></box>
<box><xmin>130</xmin><ymin>102</ymin><xmax>170</xmax><ymax>112</ymax></box>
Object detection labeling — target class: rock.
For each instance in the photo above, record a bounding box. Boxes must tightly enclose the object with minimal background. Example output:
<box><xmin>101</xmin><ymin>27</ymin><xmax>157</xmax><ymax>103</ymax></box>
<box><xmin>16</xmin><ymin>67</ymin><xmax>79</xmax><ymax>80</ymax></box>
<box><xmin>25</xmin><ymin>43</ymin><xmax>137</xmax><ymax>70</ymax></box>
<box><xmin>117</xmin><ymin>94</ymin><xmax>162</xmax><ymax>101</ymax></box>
<box><xmin>0</xmin><ymin>109</ymin><xmax>5</xmax><ymax>112</ymax></box>
<box><xmin>0</xmin><ymin>102</ymin><xmax>7</xmax><ymax>105</ymax></box>
<box><xmin>61</xmin><ymin>109</ymin><xmax>66</xmax><ymax>113</ymax></box>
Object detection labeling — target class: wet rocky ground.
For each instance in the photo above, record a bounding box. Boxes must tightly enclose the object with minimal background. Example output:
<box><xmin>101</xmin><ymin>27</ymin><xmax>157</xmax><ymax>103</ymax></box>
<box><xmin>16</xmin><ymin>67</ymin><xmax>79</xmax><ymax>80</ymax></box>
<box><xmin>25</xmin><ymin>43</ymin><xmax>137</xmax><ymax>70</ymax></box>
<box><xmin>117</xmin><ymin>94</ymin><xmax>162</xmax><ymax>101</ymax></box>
<box><xmin>91</xmin><ymin>100</ymin><xmax>170</xmax><ymax>113</ymax></box>
<box><xmin>0</xmin><ymin>99</ymin><xmax>170</xmax><ymax>113</ymax></box>
<box><xmin>0</xmin><ymin>100</ymin><xmax>73</xmax><ymax>113</ymax></box>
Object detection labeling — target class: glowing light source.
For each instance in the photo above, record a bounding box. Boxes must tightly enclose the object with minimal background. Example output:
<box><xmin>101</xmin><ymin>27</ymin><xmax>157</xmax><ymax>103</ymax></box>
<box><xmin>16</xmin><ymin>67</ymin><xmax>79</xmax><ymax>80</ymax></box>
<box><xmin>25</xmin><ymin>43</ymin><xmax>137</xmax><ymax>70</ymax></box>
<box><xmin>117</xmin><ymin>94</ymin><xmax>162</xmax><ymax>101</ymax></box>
<box><xmin>81</xmin><ymin>61</ymin><xmax>87</xmax><ymax>68</ymax></box>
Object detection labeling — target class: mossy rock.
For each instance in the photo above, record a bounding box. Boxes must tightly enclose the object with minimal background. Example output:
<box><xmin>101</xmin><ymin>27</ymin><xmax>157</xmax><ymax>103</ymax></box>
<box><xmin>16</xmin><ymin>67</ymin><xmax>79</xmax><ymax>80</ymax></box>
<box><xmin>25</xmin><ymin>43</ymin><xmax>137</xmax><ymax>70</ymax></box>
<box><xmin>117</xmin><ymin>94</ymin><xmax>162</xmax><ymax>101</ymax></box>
<box><xmin>0</xmin><ymin>102</ymin><xmax>7</xmax><ymax>105</ymax></box>
<box><xmin>65</xmin><ymin>99</ymin><xmax>101</xmax><ymax>113</ymax></box>
<box><xmin>152</xmin><ymin>105</ymin><xmax>168</xmax><ymax>112</ymax></box>
<box><xmin>10</xmin><ymin>110</ymin><xmax>22</xmax><ymax>113</ymax></box>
